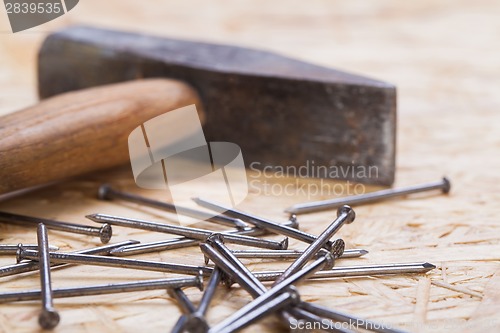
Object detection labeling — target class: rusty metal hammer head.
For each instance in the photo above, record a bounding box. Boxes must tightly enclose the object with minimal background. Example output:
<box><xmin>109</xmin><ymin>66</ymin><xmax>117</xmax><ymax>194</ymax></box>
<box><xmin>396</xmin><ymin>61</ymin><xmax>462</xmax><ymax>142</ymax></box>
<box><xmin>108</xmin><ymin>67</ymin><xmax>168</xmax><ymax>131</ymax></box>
<box><xmin>38</xmin><ymin>26</ymin><xmax>396</xmax><ymax>185</ymax></box>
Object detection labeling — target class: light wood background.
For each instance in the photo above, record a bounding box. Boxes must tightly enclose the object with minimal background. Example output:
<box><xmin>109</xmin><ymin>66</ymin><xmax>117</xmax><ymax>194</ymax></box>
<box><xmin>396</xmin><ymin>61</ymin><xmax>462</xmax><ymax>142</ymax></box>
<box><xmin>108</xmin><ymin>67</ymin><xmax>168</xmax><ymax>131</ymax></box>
<box><xmin>0</xmin><ymin>1</ymin><xmax>499</xmax><ymax>332</ymax></box>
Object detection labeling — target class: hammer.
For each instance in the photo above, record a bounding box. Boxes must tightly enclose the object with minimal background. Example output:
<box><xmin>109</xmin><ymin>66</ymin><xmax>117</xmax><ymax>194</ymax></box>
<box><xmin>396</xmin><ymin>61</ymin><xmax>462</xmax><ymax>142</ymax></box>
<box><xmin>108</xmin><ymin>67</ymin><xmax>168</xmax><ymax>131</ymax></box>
<box><xmin>0</xmin><ymin>26</ymin><xmax>396</xmax><ymax>196</ymax></box>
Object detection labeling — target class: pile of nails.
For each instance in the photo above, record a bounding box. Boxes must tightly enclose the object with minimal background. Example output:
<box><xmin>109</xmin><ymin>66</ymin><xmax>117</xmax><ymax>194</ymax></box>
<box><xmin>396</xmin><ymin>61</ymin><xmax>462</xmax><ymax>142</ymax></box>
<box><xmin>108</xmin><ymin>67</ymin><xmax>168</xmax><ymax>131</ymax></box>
<box><xmin>0</xmin><ymin>177</ymin><xmax>451</xmax><ymax>332</ymax></box>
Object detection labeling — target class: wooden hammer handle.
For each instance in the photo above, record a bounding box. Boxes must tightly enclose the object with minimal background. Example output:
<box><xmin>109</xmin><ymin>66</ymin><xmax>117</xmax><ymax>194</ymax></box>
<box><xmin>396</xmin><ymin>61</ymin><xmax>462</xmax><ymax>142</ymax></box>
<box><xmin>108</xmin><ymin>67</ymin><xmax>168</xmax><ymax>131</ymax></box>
<box><xmin>0</xmin><ymin>79</ymin><xmax>202</xmax><ymax>195</ymax></box>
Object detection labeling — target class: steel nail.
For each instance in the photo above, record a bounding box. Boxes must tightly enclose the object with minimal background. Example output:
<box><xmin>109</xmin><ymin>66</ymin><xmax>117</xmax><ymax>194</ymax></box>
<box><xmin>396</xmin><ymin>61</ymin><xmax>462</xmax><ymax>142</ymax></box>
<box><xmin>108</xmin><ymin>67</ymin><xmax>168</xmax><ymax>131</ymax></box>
<box><xmin>0</xmin><ymin>211</ymin><xmax>112</xmax><ymax>244</ymax></box>
<box><xmin>87</xmin><ymin>213</ymin><xmax>288</xmax><ymax>250</ymax></box>
<box><xmin>0</xmin><ymin>276</ymin><xmax>203</xmax><ymax>303</ymax></box>
<box><xmin>37</xmin><ymin>224</ymin><xmax>60</xmax><ymax>330</ymax></box>
<box><xmin>235</xmin><ymin>262</ymin><xmax>436</xmax><ymax>283</ymax></box>
<box><xmin>207</xmin><ymin>239</ymin><xmax>343</xmax><ymax>270</ymax></box>
<box><xmin>272</xmin><ymin>205</ymin><xmax>354</xmax><ymax>286</ymax></box>
<box><xmin>110</xmin><ymin>217</ymin><xmax>298</xmax><ymax>257</ymax></box>
<box><xmin>17</xmin><ymin>248</ymin><xmax>211</xmax><ymax>276</ymax></box>
<box><xmin>111</xmin><ymin>238</ymin><xmax>199</xmax><ymax>256</ymax></box>
<box><xmin>0</xmin><ymin>240</ymin><xmax>139</xmax><ymax>278</ymax></box>
<box><xmin>286</xmin><ymin>177</ymin><xmax>452</xmax><ymax>214</ymax></box>
<box><xmin>228</xmin><ymin>248</ymin><xmax>368</xmax><ymax>260</ymax></box>
<box><xmin>98</xmin><ymin>184</ymin><xmax>249</xmax><ymax>230</ymax></box>
<box><xmin>193</xmin><ymin>198</ymin><xmax>336</xmax><ymax>249</ymax></box>
<box><xmin>299</xmin><ymin>302</ymin><xmax>408</xmax><ymax>333</ymax></box>
<box><xmin>0</xmin><ymin>244</ymin><xmax>59</xmax><ymax>255</ymax></box>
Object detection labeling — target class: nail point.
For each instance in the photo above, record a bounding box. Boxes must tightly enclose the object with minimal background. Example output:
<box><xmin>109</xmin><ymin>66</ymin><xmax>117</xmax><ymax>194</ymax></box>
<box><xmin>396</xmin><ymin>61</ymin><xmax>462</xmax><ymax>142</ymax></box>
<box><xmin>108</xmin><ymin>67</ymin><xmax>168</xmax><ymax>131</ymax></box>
<box><xmin>109</xmin><ymin>240</ymin><xmax>141</xmax><ymax>254</ymax></box>
<box><xmin>85</xmin><ymin>214</ymin><xmax>98</xmax><ymax>221</ymax></box>
<box><xmin>108</xmin><ymin>247</ymin><xmax>124</xmax><ymax>256</ymax></box>
<box><xmin>423</xmin><ymin>262</ymin><xmax>437</xmax><ymax>270</ymax></box>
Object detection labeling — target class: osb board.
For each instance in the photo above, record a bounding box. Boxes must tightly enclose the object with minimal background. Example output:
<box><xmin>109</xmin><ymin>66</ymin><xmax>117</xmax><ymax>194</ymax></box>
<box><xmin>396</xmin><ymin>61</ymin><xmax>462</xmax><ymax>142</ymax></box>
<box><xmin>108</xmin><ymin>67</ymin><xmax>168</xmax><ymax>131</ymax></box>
<box><xmin>0</xmin><ymin>0</ymin><xmax>499</xmax><ymax>332</ymax></box>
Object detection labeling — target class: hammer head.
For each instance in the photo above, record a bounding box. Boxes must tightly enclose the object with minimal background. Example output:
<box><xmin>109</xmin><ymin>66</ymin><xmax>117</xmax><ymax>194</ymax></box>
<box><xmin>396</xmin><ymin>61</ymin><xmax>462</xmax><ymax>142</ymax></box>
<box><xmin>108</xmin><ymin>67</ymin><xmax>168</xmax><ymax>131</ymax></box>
<box><xmin>38</xmin><ymin>26</ymin><xmax>396</xmax><ymax>185</ymax></box>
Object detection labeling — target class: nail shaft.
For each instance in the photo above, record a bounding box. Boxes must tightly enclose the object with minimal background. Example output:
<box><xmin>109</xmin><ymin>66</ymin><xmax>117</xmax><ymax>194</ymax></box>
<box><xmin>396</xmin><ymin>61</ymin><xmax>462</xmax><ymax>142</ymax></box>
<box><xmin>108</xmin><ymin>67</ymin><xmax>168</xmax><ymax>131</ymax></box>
<box><xmin>98</xmin><ymin>184</ymin><xmax>248</xmax><ymax>230</ymax></box>
<box><xmin>196</xmin><ymin>267</ymin><xmax>222</xmax><ymax>316</ymax></box>
<box><xmin>0</xmin><ymin>240</ymin><xmax>139</xmax><ymax>278</ymax></box>
<box><xmin>286</xmin><ymin>177</ymin><xmax>451</xmax><ymax>214</ymax></box>
<box><xmin>37</xmin><ymin>224</ymin><xmax>60</xmax><ymax>329</ymax></box>
<box><xmin>193</xmin><ymin>198</ymin><xmax>335</xmax><ymax>249</ymax></box>
<box><xmin>0</xmin><ymin>211</ymin><xmax>112</xmax><ymax>243</ymax></box>
<box><xmin>272</xmin><ymin>205</ymin><xmax>354</xmax><ymax>286</ymax></box>
<box><xmin>0</xmin><ymin>276</ymin><xmax>203</xmax><ymax>303</ymax></box>
<box><xmin>87</xmin><ymin>214</ymin><xmax>287</xmax><ymax>250</ymax></box>
<box><xmin>0</xmin><ymin>244</ymin><xmax>59</xmax><ymax>255</ymax></box>
<box><xmin>168</xmin><ymin>288</ymin><xmax>197</xmax><ymax>314</ymax></box>
<box><xmin>110</xmin><ymin>218</ymin><xmax>298</xmax><ymax>257</ymax></box>
<box><xmin>18</xmin><ymin>248</ymin><xmax>211</xmax><ymax>276</ymax></box>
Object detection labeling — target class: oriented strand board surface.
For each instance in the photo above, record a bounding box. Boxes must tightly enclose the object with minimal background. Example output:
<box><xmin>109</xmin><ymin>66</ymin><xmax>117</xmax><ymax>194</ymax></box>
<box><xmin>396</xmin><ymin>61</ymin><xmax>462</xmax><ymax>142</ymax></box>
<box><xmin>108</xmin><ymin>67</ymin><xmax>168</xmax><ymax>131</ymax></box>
<box><xmin>0</xmin><ymin>1</ymin><xmax>499</xmax><ymax>332</ymax></box>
